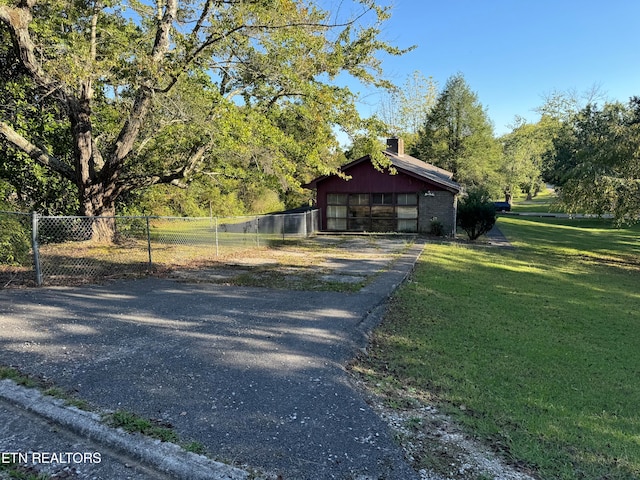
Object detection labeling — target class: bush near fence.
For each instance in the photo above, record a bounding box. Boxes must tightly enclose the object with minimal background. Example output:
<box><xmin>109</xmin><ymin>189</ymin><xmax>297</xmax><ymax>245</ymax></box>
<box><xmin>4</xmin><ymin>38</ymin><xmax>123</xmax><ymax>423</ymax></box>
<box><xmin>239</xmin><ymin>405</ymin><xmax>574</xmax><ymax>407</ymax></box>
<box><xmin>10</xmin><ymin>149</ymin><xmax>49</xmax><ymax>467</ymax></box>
<box><xmin>0</xmin><ymin>211</ymin><xmax>31</xmax><ymax>265</ymax></box>
<box><xmin>0</xmin><ymin>210</ymin><xmax>319</xmax><ymax>287</ymax></box>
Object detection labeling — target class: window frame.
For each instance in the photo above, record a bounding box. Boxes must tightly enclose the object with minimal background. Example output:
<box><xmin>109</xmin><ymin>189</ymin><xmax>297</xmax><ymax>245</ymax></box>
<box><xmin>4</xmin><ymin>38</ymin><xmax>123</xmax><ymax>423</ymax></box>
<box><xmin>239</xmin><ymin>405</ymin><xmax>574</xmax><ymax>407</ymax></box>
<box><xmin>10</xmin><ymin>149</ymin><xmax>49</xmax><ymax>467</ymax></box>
<box><xmin>325</xmin><ymin>192</ymin><xmax>419</xmax><ymax>232</ymax></box>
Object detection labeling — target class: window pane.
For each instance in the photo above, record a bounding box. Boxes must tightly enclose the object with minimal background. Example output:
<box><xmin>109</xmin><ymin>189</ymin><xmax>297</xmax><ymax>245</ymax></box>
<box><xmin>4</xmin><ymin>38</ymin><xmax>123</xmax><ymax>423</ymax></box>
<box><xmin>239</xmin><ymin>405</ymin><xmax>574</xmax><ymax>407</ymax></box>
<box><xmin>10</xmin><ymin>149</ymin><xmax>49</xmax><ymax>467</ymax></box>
<box><xmin>327</xmin><ymin>218</ymin><xmax>347</xmax><ymax>230</ymax></box>
<box><xmin>348</xmin><ymin>205</ymin><xmax>369</xmax><ymax>218</ymax></box>
<box><xmin>327</xmin><ymin>193</ymin><xmax>347</xmax><ymax>204</ymax></box>
<box><xmin>371</xmin><ymin>206</ymin><xmax>394</xmax><ymax>218</ymax></box>
<box><xmin>372</xmin><ymin>193</ymin><xmax>393</xmax><ymax>205</ymax></box>
<box><xmin>397</xmin><ymin>219</ymin><xmax>417</xmax><ymax>232</ymax></box>
<box><xmin>397</xmin><ymin>193</ymin><xmax>417</xmax><ymax>205</ymax></box>
<box><xmin>372</xmin><ymin>218</ymin><xmax>396</xmax><ymax>232</ymax></box>
<box><xmin>349</xmin><ymin>193</ymin><xmax>369</xmax><ymax>206</ymax></box>
<box><xmin>348</xmin><ymin>217</ymin><xmax>370</xmax><ymax>231</ymax></box>
<box><xmin>397</xmin><ymin>206</ymin><xmax>417</xmax><ymax>219</ymax></box>
<box><xmin>327</xmin><ymin>206</ymin><xmax>347</xmax><ymax>218</ymax></box>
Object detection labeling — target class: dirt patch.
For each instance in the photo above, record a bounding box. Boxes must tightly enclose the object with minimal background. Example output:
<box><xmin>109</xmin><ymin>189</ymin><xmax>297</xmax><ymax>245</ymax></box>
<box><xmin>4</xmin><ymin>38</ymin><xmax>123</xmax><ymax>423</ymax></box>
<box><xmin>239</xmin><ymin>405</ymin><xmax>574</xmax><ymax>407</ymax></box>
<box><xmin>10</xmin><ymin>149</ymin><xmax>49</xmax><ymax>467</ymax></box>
<box><xmin>349</xmin><ymin>373</ymin><xmax>537</xmax><ymax>480</ymax></box>
<box><xmin>1</xmin><ymin>235</ymin><xmax>415</xmax><ymax>289</ymax></box>
<box><xmin>164</xmin><ymin>235</ymin><xmax>414</xmax><ymax>291</ymax></box>
<box><xmin>0</xmin><ymin>266</ymin><xmax>36</xmax><ymax>288</ymax></box>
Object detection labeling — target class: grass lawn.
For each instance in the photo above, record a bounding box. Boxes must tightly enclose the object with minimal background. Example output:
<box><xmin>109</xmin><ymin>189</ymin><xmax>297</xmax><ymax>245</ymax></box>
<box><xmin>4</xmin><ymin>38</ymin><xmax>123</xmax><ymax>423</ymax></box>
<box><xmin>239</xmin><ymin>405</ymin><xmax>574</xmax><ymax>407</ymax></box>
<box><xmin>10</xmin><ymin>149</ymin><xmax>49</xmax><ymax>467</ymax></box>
<box><xmin>354</xmin><ymin>217</ymin><xmax>640</xmax><ymax>479</ymax></box>
<box><xmin>509</xmin><ymin>187</ymin><xmax>561</xmax><ymax>213</ymax></box>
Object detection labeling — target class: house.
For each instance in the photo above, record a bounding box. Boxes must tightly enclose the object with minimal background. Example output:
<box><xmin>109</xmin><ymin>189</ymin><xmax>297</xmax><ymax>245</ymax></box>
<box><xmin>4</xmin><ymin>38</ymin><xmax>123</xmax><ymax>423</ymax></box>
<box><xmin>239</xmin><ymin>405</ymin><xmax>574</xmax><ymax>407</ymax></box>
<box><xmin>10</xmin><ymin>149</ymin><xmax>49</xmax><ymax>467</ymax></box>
<box><xmin>304</xmin><ymin>138</ymin><xmax>461</xmax><ymax>235</ymax></box>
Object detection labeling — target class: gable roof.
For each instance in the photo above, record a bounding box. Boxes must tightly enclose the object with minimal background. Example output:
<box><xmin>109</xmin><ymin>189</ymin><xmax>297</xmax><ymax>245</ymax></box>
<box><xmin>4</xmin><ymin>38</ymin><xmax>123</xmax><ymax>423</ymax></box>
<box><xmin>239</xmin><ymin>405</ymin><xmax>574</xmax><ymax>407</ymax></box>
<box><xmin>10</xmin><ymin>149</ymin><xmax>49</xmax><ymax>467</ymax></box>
<box><xmin>304</xmin><ymin>148</ymin><xmax>461</xmax><ymax>194</ymax></box>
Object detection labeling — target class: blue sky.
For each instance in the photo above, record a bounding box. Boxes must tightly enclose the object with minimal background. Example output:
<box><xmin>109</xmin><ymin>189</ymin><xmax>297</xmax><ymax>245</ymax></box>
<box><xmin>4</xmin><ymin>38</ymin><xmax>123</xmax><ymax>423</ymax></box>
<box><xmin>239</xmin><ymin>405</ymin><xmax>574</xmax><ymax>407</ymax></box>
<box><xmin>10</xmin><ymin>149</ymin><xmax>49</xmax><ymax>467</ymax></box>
<box><xmin>340</xmin><ymin>0</ymin><xmax>640</xmax><ymax>136</ymax></box>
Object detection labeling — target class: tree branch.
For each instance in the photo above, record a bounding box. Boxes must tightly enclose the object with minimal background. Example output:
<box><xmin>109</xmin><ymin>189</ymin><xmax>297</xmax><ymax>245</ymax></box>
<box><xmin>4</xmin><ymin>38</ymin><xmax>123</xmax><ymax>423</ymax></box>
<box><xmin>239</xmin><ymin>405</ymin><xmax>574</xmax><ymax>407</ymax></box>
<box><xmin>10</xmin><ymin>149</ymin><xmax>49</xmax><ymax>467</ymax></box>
<box><xmin>0</xmin><ymin>120</ymin><xmax>75</xmax><ymax>182</ymax></box>
<box><xmin>116</xmin><ymin>141</ymin><xmax>210</xmax><ymax>195</ymax></box>
<box><xmin>110</xmin><ymin>0</ymin><xmax>178</xmax><ymax>165</ymax></box>
<box><xmin>0</xmin><ymin>3</ymin><xmax>58</xmax><ymax>92</ymax></box>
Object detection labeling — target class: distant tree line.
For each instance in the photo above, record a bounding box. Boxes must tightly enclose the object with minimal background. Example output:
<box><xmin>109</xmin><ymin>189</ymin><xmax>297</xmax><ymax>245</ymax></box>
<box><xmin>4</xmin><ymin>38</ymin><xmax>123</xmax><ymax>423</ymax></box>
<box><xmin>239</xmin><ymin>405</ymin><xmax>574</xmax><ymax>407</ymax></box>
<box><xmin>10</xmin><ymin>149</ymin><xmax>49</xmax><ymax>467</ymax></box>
<box><xmin>382</xmin><ymin>73</ymin><xmax>640</xmax><ymax>225</ymax></box>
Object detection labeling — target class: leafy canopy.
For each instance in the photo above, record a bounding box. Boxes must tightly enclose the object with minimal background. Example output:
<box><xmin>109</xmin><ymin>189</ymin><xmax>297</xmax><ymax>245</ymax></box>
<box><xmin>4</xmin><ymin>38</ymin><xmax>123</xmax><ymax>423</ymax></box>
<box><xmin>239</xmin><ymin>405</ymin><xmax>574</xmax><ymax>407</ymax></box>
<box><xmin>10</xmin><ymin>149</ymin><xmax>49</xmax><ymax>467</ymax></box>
<box><xmin>411</xmin><ymin>73</ymin><xmax>501</xmax><ymax>192</ymax></box>
<box><xmin>0</xmin><ymin>0</ymin><xmax>407</xmax><ymax>218</ymax></box>
<box><xmin>548</xmin><ymin>99</ymin><xmax>640</xmax><ymax>224</ymax></box>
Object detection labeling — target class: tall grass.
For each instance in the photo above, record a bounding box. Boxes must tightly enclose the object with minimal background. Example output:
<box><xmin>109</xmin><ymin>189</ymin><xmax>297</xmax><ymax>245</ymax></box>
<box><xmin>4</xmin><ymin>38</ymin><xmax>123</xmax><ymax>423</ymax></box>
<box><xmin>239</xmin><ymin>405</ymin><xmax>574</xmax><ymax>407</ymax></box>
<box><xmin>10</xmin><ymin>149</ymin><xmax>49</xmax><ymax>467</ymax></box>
<box><xmin>358</xmin><ymin>217</ymin><xmax>640</xmax><ymax>479</ymax></box>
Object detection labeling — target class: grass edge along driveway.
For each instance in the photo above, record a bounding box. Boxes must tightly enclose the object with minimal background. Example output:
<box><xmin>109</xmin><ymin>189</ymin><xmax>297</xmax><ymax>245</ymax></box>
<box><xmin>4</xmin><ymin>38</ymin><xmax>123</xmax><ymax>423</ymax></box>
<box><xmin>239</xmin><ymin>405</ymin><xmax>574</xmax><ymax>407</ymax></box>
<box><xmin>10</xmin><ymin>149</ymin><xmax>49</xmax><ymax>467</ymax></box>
<box><xmin>353</xmin><ymin>216</ymin><xmax>640</xmax><ymax>480</ymax></box>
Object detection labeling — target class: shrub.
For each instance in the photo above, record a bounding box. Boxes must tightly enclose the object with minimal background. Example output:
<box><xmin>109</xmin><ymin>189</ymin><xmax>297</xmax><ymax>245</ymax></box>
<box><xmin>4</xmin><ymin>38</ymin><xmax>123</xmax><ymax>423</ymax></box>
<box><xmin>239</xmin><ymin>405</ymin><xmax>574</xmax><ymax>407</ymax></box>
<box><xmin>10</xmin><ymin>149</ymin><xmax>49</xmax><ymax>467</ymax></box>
<box><xmin>429</xmin><ymin>219</ymin><xmax>445</xmax><ymax>237</ymax></box>
<box><xmin>457</xmin><ymin>187</ymin><xmax>496</xmax><ymax>241</ymax></box>
<box><xmin>0</xmin><ymin>213</ymin><xmax>31</xmax><ymax>265</ymax></box>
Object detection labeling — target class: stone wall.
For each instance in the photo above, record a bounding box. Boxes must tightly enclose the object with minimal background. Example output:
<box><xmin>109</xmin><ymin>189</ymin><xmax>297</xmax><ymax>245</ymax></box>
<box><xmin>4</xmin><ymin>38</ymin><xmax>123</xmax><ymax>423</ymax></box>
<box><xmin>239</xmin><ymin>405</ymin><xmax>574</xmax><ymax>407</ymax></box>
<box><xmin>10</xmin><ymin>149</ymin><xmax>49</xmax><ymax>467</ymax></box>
<box><xmin>418</xmin><ymin>190</ymin><xmax>458</xmax><ymax>236</ymax></box>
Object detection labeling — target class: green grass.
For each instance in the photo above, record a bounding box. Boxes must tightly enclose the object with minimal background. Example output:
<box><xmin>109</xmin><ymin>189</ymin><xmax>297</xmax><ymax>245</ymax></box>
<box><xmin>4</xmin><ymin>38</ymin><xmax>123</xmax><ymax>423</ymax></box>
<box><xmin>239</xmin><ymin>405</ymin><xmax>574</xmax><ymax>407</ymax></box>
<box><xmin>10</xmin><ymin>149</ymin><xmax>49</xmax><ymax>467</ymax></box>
<box><xmin>104</xmin><ymin>410</ymin><xmax>207</xmax><ymax>456</ymax></box>
<box><xmin>355</xmin><ymin>217</ymin><xmax>640</xmax><ymax>479</ymax></box>
<box><xmin>509</xmin><ymin>187</ymin><xmax>561</xmax><ymax>213</ymax></box>
<box><xmin>0</xmin><ymin>462</ymin><xmax>49</xmax><ymax>480</ymax></box>
<box><xmin>0</xmin><ymin>366</ymin><xmax>91</xmax><ymax>411</ymax></box>
<box><xmin>0</xmin><ymin>366</ymin><xmax>41</xmax><ymax>389</ymax></box>
<box><xmin>104</xmin><ymin>410</ymin><xmax>180</xmax><ymax>443</ymax></box>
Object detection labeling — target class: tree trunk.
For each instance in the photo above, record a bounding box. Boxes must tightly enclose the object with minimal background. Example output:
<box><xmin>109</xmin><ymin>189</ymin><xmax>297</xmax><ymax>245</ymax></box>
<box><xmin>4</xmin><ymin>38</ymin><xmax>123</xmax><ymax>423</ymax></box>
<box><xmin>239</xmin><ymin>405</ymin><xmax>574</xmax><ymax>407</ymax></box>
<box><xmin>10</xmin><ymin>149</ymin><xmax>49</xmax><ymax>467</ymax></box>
<box><xmin>79</xmin><ymin>184</ymin><xmax>117</xmax><ymax>243</ymax></box>
<box><xmin>65</xmin><ymin>77</ymin><xmax>119</xmax><ymax>243</ymax></box>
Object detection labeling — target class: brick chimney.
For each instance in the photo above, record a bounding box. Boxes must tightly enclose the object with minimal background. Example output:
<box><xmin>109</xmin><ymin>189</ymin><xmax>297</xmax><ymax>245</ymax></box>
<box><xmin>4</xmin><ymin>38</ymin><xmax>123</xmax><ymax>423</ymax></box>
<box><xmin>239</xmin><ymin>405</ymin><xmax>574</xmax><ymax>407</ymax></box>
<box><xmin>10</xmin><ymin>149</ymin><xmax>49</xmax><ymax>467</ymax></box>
<box><xmin>386</xmin><ymin>137</ymin><xmax>404</xmax><ymax>156</ymax></box>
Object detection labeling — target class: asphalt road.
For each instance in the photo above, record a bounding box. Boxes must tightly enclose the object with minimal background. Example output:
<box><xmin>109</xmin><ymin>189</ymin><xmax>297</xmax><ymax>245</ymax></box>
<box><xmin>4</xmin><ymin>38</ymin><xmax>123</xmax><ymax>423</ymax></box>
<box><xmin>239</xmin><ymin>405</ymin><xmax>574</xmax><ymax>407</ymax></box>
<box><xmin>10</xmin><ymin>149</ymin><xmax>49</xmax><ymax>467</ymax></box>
<box><xmin>0</xmin><ymin>238</ymin><xmax>423</xmax><ymax>480</ymax></box>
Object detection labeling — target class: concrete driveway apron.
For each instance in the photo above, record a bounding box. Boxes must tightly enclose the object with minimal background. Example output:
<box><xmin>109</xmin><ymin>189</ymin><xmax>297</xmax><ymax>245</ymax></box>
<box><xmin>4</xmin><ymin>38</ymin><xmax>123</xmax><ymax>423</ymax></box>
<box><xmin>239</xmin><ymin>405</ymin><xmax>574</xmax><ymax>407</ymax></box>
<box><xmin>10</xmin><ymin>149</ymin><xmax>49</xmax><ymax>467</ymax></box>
<box><xmin>0</xmin><ymin>238</ymin><xmax>424</xmax><ymax>480</ymax></box>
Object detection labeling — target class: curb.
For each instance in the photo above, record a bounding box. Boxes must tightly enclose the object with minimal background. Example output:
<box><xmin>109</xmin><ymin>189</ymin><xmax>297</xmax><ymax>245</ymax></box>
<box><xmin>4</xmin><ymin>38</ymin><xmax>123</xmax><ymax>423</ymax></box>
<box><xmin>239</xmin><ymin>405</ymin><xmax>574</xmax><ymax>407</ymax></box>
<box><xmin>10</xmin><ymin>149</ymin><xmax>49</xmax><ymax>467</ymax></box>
<box><xmin>0</xmin><ymin>379</ymin><xmax>248</xmax><ymax>480</ymax></box>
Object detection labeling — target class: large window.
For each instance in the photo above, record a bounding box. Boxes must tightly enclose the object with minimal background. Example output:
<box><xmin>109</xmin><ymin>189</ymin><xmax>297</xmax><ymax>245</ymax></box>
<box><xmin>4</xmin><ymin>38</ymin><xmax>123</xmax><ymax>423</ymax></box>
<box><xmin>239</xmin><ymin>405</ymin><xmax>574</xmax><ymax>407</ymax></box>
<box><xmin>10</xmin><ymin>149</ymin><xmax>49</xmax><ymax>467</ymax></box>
<box><xmin>326</xmin><ymin>193</ymin><xmax>417</xmax><ymax>232</ymax></box>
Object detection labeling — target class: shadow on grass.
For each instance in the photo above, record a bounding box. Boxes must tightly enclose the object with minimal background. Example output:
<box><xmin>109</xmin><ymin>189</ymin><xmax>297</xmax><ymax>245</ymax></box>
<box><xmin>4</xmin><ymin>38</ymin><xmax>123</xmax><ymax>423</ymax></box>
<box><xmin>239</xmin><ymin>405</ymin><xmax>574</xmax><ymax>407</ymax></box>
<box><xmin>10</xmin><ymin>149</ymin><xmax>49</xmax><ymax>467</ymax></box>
<box><xmin>356</xmin><ymin>218</ymin><xmax>640</xmax><ymax>479</ymax></box>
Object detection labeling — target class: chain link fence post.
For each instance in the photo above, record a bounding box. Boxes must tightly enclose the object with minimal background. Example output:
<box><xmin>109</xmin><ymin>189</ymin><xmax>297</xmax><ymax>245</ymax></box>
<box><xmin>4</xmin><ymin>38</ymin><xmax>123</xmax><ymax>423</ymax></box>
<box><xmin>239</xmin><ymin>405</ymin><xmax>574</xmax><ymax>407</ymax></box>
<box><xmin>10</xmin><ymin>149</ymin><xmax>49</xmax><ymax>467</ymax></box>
<box><xmin>31</xmin><ymin>212</ymin><xmax>42</xmax><ymax>286</ymax></box>
<box><xmin>146</xmin><ymin>216</ymin><xmax>152</xmax><ymax>271</ymax></box>
<box><xmin>303</xmin><ymin>211</ymin><xmax>308</xmax><ymax>237</ymax></box>
<box><xmin>215</xmin><ymin>216</ymin><xmax>219</xmax><ymax>257</ymax></box>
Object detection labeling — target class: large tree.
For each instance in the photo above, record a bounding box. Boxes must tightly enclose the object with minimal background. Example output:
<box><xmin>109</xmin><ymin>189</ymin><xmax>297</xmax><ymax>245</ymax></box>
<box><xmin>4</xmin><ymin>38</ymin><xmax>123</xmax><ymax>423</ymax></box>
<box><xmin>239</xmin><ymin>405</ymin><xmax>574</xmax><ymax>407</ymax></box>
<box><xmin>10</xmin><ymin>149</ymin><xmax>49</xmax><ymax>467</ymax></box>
<box><xmin>0</xmin><ymin>0</ymin><xmax>403</xmax><ymax>235</ymax></box>
<box><xmin>500</xmin><ymin>115</ymin><xmax>558</xmax><ymax>203</ymax></box>
<box><xmin>548</xmin><ymin>99</ymin><xmax>640</xmax><ymax>223</ymax></box>
<box><xmin>376</xmin><ymin>70</ymin><xmax>437</xmax><ymax>148</ymax></box>
<box><xmin>411</xmin><ymin>73</ymin><xmax>501</xmax><ymax>190</ymax></box>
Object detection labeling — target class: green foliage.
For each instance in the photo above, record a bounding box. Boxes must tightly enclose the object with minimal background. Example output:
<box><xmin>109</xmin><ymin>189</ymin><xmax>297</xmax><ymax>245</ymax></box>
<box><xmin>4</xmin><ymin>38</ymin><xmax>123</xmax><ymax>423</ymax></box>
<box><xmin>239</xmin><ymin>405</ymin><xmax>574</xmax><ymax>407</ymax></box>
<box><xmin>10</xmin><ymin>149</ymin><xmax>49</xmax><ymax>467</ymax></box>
<box><xmin>0</xmin><ymin>461</ymin><xmax>49</xmax><ymax>480</ymax></box>
<box><xmin>0</xmin><ymin>184</ymin><xmax>31</xmax><ymax>265</ymax></box>
<box><xmin>548</xmin><ymin>99</ymin><xmax>640</xmax><ymax>224</ymax></box>
<box><xmin>344</xmin><ymin>135</ymin><xmax>388</xmax><ymax>168</ymax></box>
<box><xmin>499</xmin><ymin>115</ymin><xmax>559</xmax><ymax>202</ymax></box>
<box><xmin>412</xmin><ymin>73</ymin><xmax>501</xmax><ymax>191</ymax></box>
<box><xmin>0</xmin><ymin>27</ymin><xmax>77</xmax><ymax>215</ymax></box>
<box><xmin>429</xmin><ymin>219</ymin><xmax>445</xmax><ymax>237</ymax></box>
<box><xmin>106</xmin><ymin>410</ymin><xmax>179</xmax><ymax>443</ymax></box>
<box><xmin>0</xmin><ymin>365</ymin><xmax>40</xmax><ymax>388</ymax></box>
<box><xmin>456</xmin><ymin>187</ymin><xmax>496</xmax><ymax>240</ymax></box>
<box><xmin>184</xmin><ymin>442</ymin><xmax>206</xmax><ymax>455</ymax></box>
<box><xmin>0</xmin><ymin>213</ymin><xmax>30</xmax><ymax>265</ymax></box>
<box><xmin>0</xmin><ymin>0</ymin><xmax>407</xmax><ymax>219</ymax></box>
<box><xmin>377</xmin><ymin>70</ymin><xmax>438</xmax><ymax>144</ymax></box>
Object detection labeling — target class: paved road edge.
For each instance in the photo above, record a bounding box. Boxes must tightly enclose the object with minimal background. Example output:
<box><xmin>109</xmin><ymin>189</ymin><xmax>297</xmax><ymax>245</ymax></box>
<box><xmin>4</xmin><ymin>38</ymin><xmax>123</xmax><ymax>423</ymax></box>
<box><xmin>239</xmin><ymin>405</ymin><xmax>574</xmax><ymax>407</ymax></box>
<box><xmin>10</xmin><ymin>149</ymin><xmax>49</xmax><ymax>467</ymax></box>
<box><xmin>0</xmin><ymin>379</ymin><xmax>248</xmax><ymax>480</ymax></box>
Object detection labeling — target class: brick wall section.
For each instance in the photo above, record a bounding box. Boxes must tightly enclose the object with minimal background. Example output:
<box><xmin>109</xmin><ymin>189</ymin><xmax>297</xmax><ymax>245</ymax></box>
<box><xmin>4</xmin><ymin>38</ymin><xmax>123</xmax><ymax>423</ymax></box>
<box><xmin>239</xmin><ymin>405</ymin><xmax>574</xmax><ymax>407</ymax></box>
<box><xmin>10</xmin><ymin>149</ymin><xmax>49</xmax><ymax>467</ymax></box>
<box><xmin>418</xmin><ymin>190</ymin><xmax>458</xmax><ymax>236</ymax></box>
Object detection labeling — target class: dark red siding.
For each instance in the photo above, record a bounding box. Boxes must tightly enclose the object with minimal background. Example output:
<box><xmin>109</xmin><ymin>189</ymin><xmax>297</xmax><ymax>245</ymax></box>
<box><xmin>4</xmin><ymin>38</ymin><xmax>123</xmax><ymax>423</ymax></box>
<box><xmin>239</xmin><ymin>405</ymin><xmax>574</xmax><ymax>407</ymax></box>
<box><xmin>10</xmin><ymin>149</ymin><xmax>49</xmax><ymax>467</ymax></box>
<box><xmin>316</xmin><ymin>159</ymin><xmax>445</xmax><ymax>230</ymax></box>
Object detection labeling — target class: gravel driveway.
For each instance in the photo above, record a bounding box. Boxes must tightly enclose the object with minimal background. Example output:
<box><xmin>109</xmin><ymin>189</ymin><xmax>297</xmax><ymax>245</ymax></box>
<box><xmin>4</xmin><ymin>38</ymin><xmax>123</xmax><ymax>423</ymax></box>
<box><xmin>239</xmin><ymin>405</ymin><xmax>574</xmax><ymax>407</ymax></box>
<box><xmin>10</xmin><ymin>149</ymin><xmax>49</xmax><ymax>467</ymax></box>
<box><xmin>0</xmin><ymin>236</ymin><xmax>422</xmax><ymax>479</ymax></box>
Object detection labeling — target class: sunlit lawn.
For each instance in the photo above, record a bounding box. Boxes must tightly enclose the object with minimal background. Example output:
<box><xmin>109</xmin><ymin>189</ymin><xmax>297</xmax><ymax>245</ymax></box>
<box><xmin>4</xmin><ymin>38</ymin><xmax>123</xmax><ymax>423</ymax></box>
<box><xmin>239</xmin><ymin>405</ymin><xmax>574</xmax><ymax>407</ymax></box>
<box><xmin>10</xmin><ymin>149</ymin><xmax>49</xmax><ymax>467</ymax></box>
<box><xmin>509</xmin><ymin>187</ymin><xmax>561</xmax><ymax>213</ymax></box>
<box><xmin>356</xmin><ymin>217</ymin><xmax>640</xmax><ymax>479</ymax></box>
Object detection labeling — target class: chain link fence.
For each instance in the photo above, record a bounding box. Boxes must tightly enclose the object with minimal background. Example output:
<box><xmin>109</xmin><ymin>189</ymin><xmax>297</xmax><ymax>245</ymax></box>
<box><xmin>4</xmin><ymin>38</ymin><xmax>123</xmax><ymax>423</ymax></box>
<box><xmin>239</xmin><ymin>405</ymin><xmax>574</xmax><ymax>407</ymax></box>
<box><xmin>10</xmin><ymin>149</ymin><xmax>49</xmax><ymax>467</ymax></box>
<box><xmin>0</xmin><ymin>209</ymin><xmax>319</xmax><ymax>287</ymax></box>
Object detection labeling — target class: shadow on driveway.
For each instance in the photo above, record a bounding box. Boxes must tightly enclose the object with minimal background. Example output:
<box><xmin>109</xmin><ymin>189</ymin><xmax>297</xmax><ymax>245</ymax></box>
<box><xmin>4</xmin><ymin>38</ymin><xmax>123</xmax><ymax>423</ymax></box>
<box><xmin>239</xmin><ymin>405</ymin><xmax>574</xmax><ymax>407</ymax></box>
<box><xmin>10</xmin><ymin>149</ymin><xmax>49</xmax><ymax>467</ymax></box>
<box><xmin>0</xmin><ymin>238</ymin><xmax>424</xmax><ymax>479</ymax></box>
